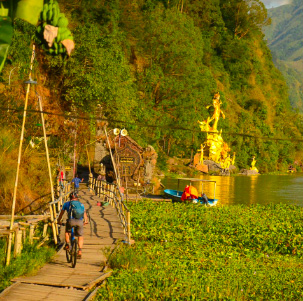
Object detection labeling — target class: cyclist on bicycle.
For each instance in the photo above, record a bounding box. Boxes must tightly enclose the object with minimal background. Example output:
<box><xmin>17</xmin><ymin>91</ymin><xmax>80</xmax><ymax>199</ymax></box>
<box><xmin>57</xmin><ymin>192</ymin><xmax>88</xmax><ymax>259</ymax></box>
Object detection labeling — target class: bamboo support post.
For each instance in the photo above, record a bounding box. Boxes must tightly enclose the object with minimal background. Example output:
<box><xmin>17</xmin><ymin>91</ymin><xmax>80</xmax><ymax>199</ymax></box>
<box><xmin>57</xmin><ymin>197</ymin><xmax>61</xmax><ymax>213</ymax></box>
<box><xmin>29</xmin><ymin>224</ymin><xmax>35</xmax><ymax>244</ymax></box>
<box><xmin>49</xmin><ymin>204</ymin><xmax>57</xmax><ymax>244</ymax></box>
<box><xmin>122</xmin><ymin>206</ymin><xmax>126</xmax><ymax>234</ymax></box>
<box><xmin>136</xmin><ymin>170</ymin><xmax>141</xmax><ymax>203</ymax></box>
<box><xmin>42</xmin><ymin>223</ymin><xmax>48</xmax><ymax>237</ymax></box>
<box><xmin>101</xmin><ymin>182</ymin><xmax>103</xmax><ymax>198</ymax></box>
<box><xmin>126</xmin><ymin>177</ymin><xmax>128</xmax><ymax>202</ymax></box>
<box><xmin>13</xmin><ymin>228</ymin><xmax>22</xmax><ymax>257</ymax></box>
<box><xmin>22</xmin><ymin>228</ymin><xmax>26</xmax><ymax>243</ymax></box>
<box><xmin>111</xmin><ymin>185</ymin><xmax>114</xmax><ymax>207</ymax></box>
<box><xmin>59</xmin><ymin>192</ymin><xmax>63</xmax><ymax>208</ymax></box>
<box><xmin>127</xmin><ymin>211</ymin><xmax>131</xmax><ymax>243</ymax></box>
<box><xmin>104</xmin><ymin>127</ymin><xmax>120</xmax><ymax>186</ymax></box>
<box><xmin>91</xmin><ymin>174</ymin><xmax>93</xmax><ymax>191</ymax></box>
<box><xmin>6</xmin><ymin>45</ymin><xmax>36</xmax><ymax>266</ymax></box>
<box><xmin>111</xmin><ymin>185</ymin><xmax>113</xmax><ymax>207</ymax></box>
<box><xmin>52</xmin><ymin>203</ymin><xmax>58</xmax><ymax>236</ymax></box>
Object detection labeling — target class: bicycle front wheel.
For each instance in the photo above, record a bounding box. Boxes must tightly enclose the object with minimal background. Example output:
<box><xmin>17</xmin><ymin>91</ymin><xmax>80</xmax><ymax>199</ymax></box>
<box><xmin>71</xmin><ymin>239</ymin><xmax>77</xmax><ymax>268</ymax></box>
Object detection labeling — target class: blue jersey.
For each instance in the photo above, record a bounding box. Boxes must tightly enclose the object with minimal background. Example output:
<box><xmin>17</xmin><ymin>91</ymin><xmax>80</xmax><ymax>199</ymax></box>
<box><xmin>72</xmin><ymin>177</ymin><xmax>82</xmax><ymax>188</ymax></box>
<box><xmin>62</xmin><ymin>201</ymin><xmax>85</xmax><ymax>220</ymax></box>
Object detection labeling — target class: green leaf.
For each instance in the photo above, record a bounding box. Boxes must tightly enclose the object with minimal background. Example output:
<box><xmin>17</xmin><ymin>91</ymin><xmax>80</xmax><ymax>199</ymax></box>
<box><xmin>0</xmin><ymin>16</ymin><xmax>13</xmax><ymax>73</ymax></box>
<box><xmin>15</xmin><ymin>0</ymin><xmax>44</xmax><ymax>25</ymax></box>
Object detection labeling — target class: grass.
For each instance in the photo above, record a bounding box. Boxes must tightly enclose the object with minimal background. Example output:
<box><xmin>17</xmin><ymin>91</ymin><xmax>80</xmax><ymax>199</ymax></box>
<box><xmin>96</xmin><ymin>202</ymin><xmax>303</xmax><ymax>300</ymax></box>
<box><xmin>0</xmin><ymin>237</ymin><xmax>56</xmax><ymax>292</ymax></box>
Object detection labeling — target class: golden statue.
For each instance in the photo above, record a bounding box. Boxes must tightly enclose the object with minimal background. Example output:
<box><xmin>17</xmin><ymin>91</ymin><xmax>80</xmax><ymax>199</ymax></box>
<box><xmin>250</xmin><ymin>156</ymin><xmax>258</xmax><ymax>172</ymax></box>
<box><xmin>198</xmin><ymin>119</ymin><xmax>211</xmax><ymax>132</ymax></box>
<box><xmin>206</xmin><ymin>92</ymin><xmax>225</xmax><ymax>132</ymax></box>
<box><xmin>222</xmin><ymin>154</ymin><xmax>232</xmax><ymax>170</ymax></box>
<box><xmin>197</xmin><ymin>144</ymin><xmax>205</xmax><ymax>164</ymax></box>
<box><xmin>197</xmin><ymin>92</ymin><xmax>233</xmax><ymax>168</ymax></box>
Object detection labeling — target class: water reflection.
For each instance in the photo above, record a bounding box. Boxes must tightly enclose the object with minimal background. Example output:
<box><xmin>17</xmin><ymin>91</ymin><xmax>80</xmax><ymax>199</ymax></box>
<box><xmin>197</xmin><ymin>175</ymin><xmax>235</xmax><ymax>206</ymax></box>
<box><xmin>161</xmin><ymin>173</ymin><xmax>303</xmax><ymax>206</ymax></box>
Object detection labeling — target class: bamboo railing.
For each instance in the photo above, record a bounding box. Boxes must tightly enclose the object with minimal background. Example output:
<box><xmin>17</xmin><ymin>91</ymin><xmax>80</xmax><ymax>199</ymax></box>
<box><xmin>1</xmin><ymin>181</ymin><xmax>71</xmax><ymax>265</ymax></box>
<box><xmin>89</xmin><ymin>174</ymin><xmax>132</xmax><ymax>244</ymax></box>
<box><xmin>1</xmin><ymin>215</ymin><xmax>51</xmax><ymax>261</ymax></box>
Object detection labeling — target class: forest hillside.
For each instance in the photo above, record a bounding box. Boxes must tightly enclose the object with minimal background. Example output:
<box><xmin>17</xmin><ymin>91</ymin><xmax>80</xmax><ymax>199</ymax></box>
<box><xmin>1</xmin><ymin>0</ymin><xmax>303</xmax><ymax>212</ymax></box>
<box><xmin>264</xmin><ymin>0</ymin><xmax>303</xmax><ymax>112</ymax></box>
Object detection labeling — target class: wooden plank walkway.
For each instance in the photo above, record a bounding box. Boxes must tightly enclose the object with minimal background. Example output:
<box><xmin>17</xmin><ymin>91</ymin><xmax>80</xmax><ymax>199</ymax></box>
<box><xmin>0</xmin><ymin>186</ymin><xmax>126</xmax><ymax>300</ymax></box>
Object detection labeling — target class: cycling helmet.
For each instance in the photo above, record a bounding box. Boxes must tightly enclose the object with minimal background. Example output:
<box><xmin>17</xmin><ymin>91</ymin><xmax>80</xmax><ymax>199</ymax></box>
<box><xmin>69</xmin><ymin>192</ymin><xmax>78</xmax><ymax>200</ymax></box>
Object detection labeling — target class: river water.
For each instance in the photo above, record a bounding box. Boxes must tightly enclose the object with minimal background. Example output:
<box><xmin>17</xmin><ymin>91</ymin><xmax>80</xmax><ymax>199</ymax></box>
<box><xmin>161</xmin><ymin>173</ymin><xmax>303</xmax><ymax>207</ymax></box>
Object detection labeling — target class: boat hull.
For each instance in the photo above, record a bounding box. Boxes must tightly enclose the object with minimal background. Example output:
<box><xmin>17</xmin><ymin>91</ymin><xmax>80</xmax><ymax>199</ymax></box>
<box><xmin>164</xmin><ymin>189</ymin><xmax>218</xmax><ymax>206</ymax></box>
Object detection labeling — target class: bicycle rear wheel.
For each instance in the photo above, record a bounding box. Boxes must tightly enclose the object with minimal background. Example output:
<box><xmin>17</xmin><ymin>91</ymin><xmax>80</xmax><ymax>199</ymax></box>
<box><xmin>66</xmin><ymin>247</ymin><xmax>71</xmax><ymax>263</ymax></box>
<box><xmin>71</xmin><ymin>239</ymin><xmax>77</xmax><ymax>268</ymax></box>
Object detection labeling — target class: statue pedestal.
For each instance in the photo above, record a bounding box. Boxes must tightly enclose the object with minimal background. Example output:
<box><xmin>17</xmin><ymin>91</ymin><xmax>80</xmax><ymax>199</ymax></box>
<box><xmin>195</xmin><ymin>164</ymin><xmax>208</xmax><ymax>173</ymax></box>
<box><xmin>193</xmin><ymin>153</ymin><xmax>208</xmax><ymax>173</ymax></box>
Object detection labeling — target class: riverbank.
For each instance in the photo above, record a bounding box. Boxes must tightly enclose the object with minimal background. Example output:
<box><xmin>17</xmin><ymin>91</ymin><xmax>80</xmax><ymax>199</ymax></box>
<box><xmin>158</xmin><ymin>156</ymin><xmax>302</xmax><ymax>179</ymax></box>
<box><xmin>96</xmin><ymin>202</ymin><xmax>303</xmax><ymax>299</ymax></box>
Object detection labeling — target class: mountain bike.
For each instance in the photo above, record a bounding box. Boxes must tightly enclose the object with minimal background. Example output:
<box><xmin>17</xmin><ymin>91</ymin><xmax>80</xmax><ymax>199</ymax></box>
<box><xmin>62</xmin><ymin>223</ymin><xmax>78</xmax><ymax>268</ymax></box>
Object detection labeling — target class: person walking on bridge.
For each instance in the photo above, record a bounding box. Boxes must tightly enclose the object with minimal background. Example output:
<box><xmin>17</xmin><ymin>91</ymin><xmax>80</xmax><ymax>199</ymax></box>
<box><xmin>57</xmin><ymin>192</ymin><xmax>88</xmax><ymax>259</ymax></box>
<box><xmin>71</xmin><ymin>174</ymin><xmax>84</xmax><ymax>193</ymax></box>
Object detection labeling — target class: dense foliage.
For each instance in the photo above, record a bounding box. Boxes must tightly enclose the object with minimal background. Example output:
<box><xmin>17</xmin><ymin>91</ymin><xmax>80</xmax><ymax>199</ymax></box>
<box><xmin>97</xmin><ymin>201</ymin><xmax>303</xmax><ymax>299</ymax></box>
<box><xmin>1</xmin><ymin>0</ymin><xmax>303</xmax><ymax>181</ymax></box>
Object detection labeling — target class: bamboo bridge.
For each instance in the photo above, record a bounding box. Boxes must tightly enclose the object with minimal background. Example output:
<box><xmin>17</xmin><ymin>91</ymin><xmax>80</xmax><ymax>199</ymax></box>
<box><xmin>0</xmin><ymin>178</ymin><xmax>131</xmax><ymax>300</ymax></box>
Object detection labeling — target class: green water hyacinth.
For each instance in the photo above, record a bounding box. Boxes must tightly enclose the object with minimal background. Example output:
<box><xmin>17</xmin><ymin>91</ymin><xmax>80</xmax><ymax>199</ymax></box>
<box><xmin>15</xmin><ymin>0</ymin><xmax>44</xmax><ymax>25</ymax></box>
<box><xmin>97</xmin><ymin>202</ymin><xmax>303</xmax><ymax>299</ymax></box>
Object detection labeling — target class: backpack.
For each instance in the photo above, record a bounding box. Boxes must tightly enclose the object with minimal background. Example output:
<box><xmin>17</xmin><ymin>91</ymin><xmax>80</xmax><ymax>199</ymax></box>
<box><xmin>69</xmin><ymin>200</ymin><xmax>85</xmax><ymax>219</ymax></box>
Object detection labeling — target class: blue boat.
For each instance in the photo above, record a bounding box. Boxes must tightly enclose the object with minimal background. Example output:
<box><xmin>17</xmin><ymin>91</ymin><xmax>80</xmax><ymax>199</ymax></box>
<box><xmin>164</xmin><ymin>178</ymin><xmax>218</xmax><ymax>206</ymax></box>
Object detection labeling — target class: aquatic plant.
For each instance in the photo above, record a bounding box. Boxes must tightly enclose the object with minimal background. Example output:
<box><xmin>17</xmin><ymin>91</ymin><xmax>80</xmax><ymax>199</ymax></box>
<box><xmin>97</xmin><ymin>202</ymin><xmax>303</xmax><ymax>299</ymax></box>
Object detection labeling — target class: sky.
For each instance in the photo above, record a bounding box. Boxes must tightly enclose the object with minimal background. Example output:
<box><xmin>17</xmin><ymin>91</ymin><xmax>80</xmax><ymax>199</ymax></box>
<box><xmin>262</xmin><ymin>0</ymin><xmax>291</xmax><ymax>8</ymax></box>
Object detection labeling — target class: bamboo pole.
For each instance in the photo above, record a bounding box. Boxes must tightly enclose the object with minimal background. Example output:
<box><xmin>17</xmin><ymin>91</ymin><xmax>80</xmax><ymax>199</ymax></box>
<box><xmin>42</xmin><ymin>223</ymin><xmax>48</xmax><ymax>237</ymax></box>
<box><xmin>136</xmin><ymin>171</ymin><xmax>140</xmax><ymax>203</ymax></box>
<box><xmin>29</xmin><ymin>224</ymin><xmax>35</xmax><ymax>244</ymax></box>
<box><xmin>126</xmin><ymin>176</ymin><xmax>128</xmax><ymax>202</ymax></box>
<box><xmin>37</xmin><ymin>93</ymin><xmax>60</xmax><ymax>242</ymax></box>
<box><xmin>85</xmin><ymin>139</ymin><xmax>92</xmax><ymax>175</ymax></box>
<box><xmin>127</xmin><ymin>211</ymin><xmax>131</xmax><ymax>243</ymax></box>
<box><xmin>104</xmin><ymin>127</ymin><xmax>120</xmax><ymax>186</ymax></box>
<box><xmin>38</xmin><ymin>94</ymin><xmax>55</xmax><ymax>205</ymax></box>
<box><xmin>13</xmin><ymin>228</ymin><xmax>22</xmax><ymax>257</ymax></box>
<box><xmin>73</xmin><ymin>118</ymin><xmax>77</xmax><ymax>178</ymax></box>
<box><xmin>6</xmin><ymin>45</ymin><xmax>36</xmax><ymax>266</ymax></box>
<box><xmin>122</xmin><ymin>205</ymin><xmax>126</xmax><ymax>234</ymax></box>
<box><xmin>49</xmin><ymin>204</ymin><xmax>57</xmax><ymax>244</ymax></box>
